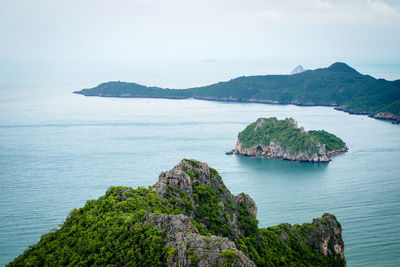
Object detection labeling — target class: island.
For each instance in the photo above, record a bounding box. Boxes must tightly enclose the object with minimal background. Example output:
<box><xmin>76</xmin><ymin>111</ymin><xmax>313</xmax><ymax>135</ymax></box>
<box><xmin>74</xmin><ymin>62</ymin><xmax>400</xmax><ymax>123</ymax></box>
<box><xmin>8</xmin><ymin>159</ymin><xmax>345</xmax><ymax>266</ymax></box>
<box><xmin>230</xmin><ymin>117</ymin><xmax>347</xmax><ymax>162</ymax></box>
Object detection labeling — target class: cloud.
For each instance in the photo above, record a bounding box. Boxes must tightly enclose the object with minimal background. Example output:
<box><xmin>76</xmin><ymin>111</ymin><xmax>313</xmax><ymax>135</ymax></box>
<box><xmin>367</xmin><ymin>0</ymin><xmax>399</xmax><ymax>18</ymax></box>
<box><xmin>0</xmin><ymin>0</ymin><xmax>399</xmax><ymax>60</ymax></box>
<box><xmin>253</xmin><ymin>0</ymin><xmax>400</xmax><ymax>25</ymax></box>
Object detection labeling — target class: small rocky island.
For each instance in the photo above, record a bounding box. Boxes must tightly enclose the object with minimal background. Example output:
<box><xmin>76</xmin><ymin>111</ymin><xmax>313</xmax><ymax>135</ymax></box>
<box><xmin>8</xmin><ymin>159</ymin><xmax>345</xmax><ymax>266</ymax></box>
<box><xmin>230</xmin><ymin>117</ymin><xmax>347</xmax><ymax>162</ymax></box>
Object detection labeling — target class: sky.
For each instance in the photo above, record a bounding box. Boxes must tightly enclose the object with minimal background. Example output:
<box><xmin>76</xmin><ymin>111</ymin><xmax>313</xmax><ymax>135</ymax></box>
<box><xmin>1</xmin><ymin>0</ymin><xmax>399</xmax><ymax>64</ymax></box>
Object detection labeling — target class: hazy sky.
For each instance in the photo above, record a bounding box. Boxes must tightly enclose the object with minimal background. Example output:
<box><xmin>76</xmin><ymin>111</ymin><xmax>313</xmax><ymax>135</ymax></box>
<box><xmin>1</xmin><ymin>0</ymin><xmax>400</xmax><ymax>61</ymax></box>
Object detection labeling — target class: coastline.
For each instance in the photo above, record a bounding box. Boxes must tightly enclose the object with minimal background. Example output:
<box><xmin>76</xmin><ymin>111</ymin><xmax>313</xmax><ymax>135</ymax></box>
<box><xmin>73</xmin><ymin>91</ymin><xmax>400</xmax><ymax>124</ymax></box>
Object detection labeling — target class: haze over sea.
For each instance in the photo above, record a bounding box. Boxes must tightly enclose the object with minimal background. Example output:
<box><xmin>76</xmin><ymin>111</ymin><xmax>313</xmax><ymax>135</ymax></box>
<box><xmin>0</xmin><ymin>59</ymin><xmax>399</xmax><ymax>266</ymax></box>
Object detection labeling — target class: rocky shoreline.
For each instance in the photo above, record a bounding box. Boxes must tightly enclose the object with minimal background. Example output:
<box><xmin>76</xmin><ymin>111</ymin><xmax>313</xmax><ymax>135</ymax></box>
<box><xmin>371</xmin><ymin>112</ymin><xmax>400</xmax><ymax>124</ymax></box>
<box><xmin>196</xmin><ymin>97</ymin><xmax>400</xmax><ymax>124</ymax></box>
<box><xmin>327</xmin><ymin>146</ymin><xmax>349</xmax><ymax>157</ymax></box>
<box><xmin>228</xmin><ymin>143</ymin><xmax>349</xmax><ymax>162</ymax></box>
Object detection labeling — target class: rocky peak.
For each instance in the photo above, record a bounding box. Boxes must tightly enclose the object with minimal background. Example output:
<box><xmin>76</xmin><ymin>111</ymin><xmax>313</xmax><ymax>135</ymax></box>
<box><xmin>286</xmin><ymin>117</ymin><xmax>298</xmax><ymax>128</ymax></box>
<box><xmin>327</xmin><ymin>62</ymin><xmax>358</xmax><ymax>74</ymax></box>
<box><xmin>153</xmin><ymin>162</ymin><xmax>194</xmax><ymax>199</ymax></box>
<box><xmin>254</xmin><ymin>118</ymin><xmax>266</xmax><ymax>131</ymax></box>
<box><xmin>153</xmin><ymin>159</ymin><xmax>229</xmax><ymax>202</ymax></box>
<box><xmin>311</xmin><ymin>213</ymin><xmax>345</xmax><ymax>260</ymax></box>
<box><xmin>236</xmin><ymin>193</ymin><xmax>257</xmax><ymax>218</ymax></box>
<box><xmin>152</xmin><ymin>159</ymin><xmax>258</xmax><ymax>242</ymax></box>
<box><xmin>150</xmin><ymin>159</ymin><xmax>261</xmax><ymax>266</ymax></box>
<box><xmin>291</xmin><ymin>65</ymin><xmax>306</xmax><ymax>75</ymax></box>
<box><xmin>275</xmin><ymin>213</ymin><xmax>344</xmax><ymax>263</ymax></box>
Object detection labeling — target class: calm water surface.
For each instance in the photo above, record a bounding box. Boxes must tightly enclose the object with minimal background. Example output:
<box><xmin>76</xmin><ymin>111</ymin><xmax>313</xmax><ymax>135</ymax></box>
<box><xmin>0</xmin><ymin>60</ymin><xmax>399</xmax><ymax>266</ymax></box>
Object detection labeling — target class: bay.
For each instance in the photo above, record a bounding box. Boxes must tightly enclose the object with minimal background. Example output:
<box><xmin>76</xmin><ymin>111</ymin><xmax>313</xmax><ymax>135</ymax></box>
<box><xmin>0</xmin><ymin>60</ymin><xmax>399</xmax><ymax>266</ymax></box>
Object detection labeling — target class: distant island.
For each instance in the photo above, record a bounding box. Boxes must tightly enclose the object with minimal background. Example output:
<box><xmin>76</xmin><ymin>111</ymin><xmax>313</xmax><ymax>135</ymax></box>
<box><xmin>74</xmin><ymin>62</ymin><xmax>400</xmax><ymax>123</ymax></box>
<box><xmin>227</xmin><ymin>117</ymin><xmax>347</xmax><ymax>162</ymax></box>
<box><xmin>8</xmin><ymin>159</ymin><xmax>345</xmax><ymax>266</ymax></box>
<box><xmin>291</xmin><ymin>65</ymin><xmax>306</xmax><ymax>75</ymax></box>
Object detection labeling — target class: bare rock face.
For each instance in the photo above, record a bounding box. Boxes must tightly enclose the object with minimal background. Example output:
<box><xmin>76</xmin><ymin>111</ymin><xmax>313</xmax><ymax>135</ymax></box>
<box><xmin>145</xmin><ymin>213</ymin><xmax>198</xmax><ymax>237</ymax></box>
<box><xmin>235</xmin><ymin>139</ymin><xmax>330</xmax><ymax>162</ymax></box>
<box><xmin>153</xmin><ymin>166</ymin><xmax>193</xmax><ymax>199</ymax></box>
<box><xmin>254</xmin><ymin>118</ymin><xmax>266</xmax><ymax>131</ymax></box>
<box><xmin>291</xmin><ymin>65</ymin><xmax>306</xmax><ymax>74</ymax></box>
<box><xmin>310</xmin><ymin>213</ymin><xmax>345</xmax><ymax>260</ymax></box>
<box><xmin>145</xmin><ymin>213</ymin><xmax>255</xmax><ymax>267</ymax></box>
<box><xmin>327</xmin><ymin>146</ymin><xmax>349</xmax><ymax>157</ymax></box>
<box><xmin>373</xmin><ymin>112</ymin><xmax>400</xmax><ymax>123</ymax></box>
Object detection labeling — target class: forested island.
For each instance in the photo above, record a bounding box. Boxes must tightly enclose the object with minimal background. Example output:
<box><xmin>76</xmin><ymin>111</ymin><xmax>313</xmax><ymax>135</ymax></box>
<box><xmin>74</xmin><ymin>62</ymin><xmax>400</xmax><ymax>123</ymax></box>
<box><xmin>230</xmin><ymin>117</ymin><xmax>347</xmax><ymax>162</ymax></box>
<box><xmin>8</xmin><ymin>159</ymin><xmax>345</xmax><ymax>266</ymax></box>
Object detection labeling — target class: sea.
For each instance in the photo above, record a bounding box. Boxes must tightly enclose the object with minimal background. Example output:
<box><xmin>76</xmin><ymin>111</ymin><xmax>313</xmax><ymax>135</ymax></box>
<box><xmin>0</xmin><ymin>59</ymin><xmax>399</xmax><ymax>266</ymax></box>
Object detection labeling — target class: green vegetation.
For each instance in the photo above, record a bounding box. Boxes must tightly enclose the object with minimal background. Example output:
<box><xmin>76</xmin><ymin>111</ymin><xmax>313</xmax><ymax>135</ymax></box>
<box><xmin>188</xmin><ymin>248</ymin><xmax>199</xmax><ymax>266</ymax></box>
<box><xmin>238</xmin><ymin>117</ymin><xmax>320</xmax><ymax>153</ymax></box>
<box><xmin>309</xmin><ymin>130</ymin><xmax>346</xmax><ymax>151</ymax></box>
<box><xmin>182</xmin><ymin>159</ymin><xmax>235</xmax><ymax>238</ymax></box>
<box><xmin>8</xmin><ymin>187</ymin><xmax>176</xmax><ymax>266</ymax></box>
<box><xmin>75</xmin><ymin>62</ymin><xmax>400</xmax><ymax>121</ymax></box>
<box><xmin>255</xmin><ymin>223</ymin><xmax>344</xmax><ymax>266</ymax></box>
<box><xmin>220</xmin><ymin>250</ymin><xmax>238</xmax><ymax>266</ymax></box>
<box><xmin>8</xmin><ymin>160</ymin><xmax>344</xmax><ymax>266</ymax></box>
<box><xmin>238</xmin><ymin>117</ymin><xmax>346</xmax><ymax>156</ymax></box>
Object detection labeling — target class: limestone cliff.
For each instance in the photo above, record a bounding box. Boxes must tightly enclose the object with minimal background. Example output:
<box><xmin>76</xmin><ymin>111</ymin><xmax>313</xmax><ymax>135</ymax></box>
<box><xmin>372</xmin><ymin>112</ymin><xmax>400</xmax><ymax>123</ymax></box>
<box><xmin>145</xmin><ymin>213</ymin><xmax>255</xmax><ymax>267</ymax></box>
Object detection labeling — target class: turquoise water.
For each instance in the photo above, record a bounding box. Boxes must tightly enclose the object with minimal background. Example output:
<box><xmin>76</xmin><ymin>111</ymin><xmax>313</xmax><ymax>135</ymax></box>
<box><xmin>0</xmin><ymin>60</ymin><xmax>399</xmax><ymax>266</ymax></box>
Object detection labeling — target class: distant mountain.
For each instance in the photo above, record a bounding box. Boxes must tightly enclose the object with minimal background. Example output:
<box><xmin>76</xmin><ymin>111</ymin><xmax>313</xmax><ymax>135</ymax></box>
<box><xmin>74</xmin><ymin>62</ymin><xmax>400</xmax><ymax>123</ymax></box>
<box><xmin>291</xmin><ymin>65</ymin><xmax>306</xmax><ymax>74</ymax></box>
<box><xmin>327</xmin><ymin>62</ymin><xmax>359</xmax><ymax>73</ymax></box>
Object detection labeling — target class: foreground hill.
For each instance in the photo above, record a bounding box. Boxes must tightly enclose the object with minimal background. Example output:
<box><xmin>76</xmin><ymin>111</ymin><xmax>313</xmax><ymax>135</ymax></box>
<box><xmin>233</xmin><ymin>117</ymin><xmax>347</xmax><ymax>162</ymax></box>
<box><xmin>74</xmin><ymin>62</ymin><xmax>400</xmax><ymax>123</ymax></box>
<box><xmin>8</xmin><ymin>159</ymin><xmax>345</xmax><ymax>266</ymax></box>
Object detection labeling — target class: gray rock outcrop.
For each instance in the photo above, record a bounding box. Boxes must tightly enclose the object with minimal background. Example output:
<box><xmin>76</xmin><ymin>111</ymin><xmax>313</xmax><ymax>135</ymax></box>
<box><xmin>291</xmin><ymin>65</ymin><xmax>306</xmax><ymax>74</ymax></box>
<box><xmin>145</xmin><ymin>213</ymin><xmax>255</xmax><ymax>267</ymax></box>
<box><xmin>235</xmin><ymin>139</ymin><xmax>330</xmax><ymax>162</ymax></box>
